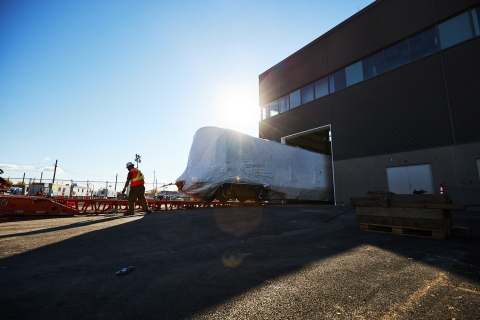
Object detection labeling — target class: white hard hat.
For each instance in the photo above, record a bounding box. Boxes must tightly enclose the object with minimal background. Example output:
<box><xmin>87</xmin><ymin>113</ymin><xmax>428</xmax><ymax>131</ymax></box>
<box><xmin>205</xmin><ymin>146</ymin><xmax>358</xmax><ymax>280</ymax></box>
<box><xmin>126</xmin><ymin>162</ymin><xmax>134</xmax><ymax>167</ymax></box>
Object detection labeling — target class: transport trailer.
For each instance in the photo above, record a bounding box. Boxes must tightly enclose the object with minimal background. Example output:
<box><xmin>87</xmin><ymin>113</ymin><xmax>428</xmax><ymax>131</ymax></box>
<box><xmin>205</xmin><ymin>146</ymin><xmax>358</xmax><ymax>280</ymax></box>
<box><xmin>0</xmin><ymin>196</ymin><xmax>270</xmax><ymax>219</ymax></box>
<box><xmin>0</xmin><ymin>195</ymin><xmax>77</xmax><ymax>217</ymax></box>
<box><xmin>175</xmin><ymin>127</ymin><xmax>333</xmax><ymax>202</ymax></box>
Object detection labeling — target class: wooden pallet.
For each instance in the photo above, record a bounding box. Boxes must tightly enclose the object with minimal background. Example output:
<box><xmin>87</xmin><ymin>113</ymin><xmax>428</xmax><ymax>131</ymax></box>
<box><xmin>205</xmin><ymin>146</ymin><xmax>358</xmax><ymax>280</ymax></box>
<box><xmin>356</xmin><ymin>207</ymin><xmax>453</xmax><ymax>230</ymax></box>
<box><xmin>360</xmin><ymin>223</ymin><xmax>450</xmax><ymax>239</ymax></box>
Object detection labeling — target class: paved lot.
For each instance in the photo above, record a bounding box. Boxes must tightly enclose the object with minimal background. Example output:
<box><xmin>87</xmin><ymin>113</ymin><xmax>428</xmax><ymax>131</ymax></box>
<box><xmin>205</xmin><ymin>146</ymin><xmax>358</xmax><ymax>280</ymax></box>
<box><xmin>1</xmin><ymin>205</ymin><xmax>479</xmax><ymax>319</ymax></box>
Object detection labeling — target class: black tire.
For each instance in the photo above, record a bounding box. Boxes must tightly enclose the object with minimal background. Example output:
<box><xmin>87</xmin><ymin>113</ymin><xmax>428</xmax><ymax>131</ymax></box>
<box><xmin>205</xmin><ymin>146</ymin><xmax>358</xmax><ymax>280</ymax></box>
<box><xmin>214</xmin><ymin>187</ymin><xmax>234</xmax><ymax>202</ymax></box>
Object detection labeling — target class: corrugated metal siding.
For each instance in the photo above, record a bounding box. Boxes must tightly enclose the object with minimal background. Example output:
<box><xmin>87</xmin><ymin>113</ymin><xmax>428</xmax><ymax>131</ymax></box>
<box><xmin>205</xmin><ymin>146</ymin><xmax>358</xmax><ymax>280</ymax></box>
<box><xmin>442</xmin><ymin>37</ymin><xmax>480</xmax><ymax>144</ymax></box>
<box><xmin>259</xmin><ymin>68</ymin><xmax>281</xmax><ymax>107</ymax></box>
<box><xmin>278</xmin><ymin>38</ymin><xmax>328</xmax><ymax>102</ymax></box>
<box><xmin>258</xmin><ymin>0</ymin><xmax>480</xmax><ymax>159</ymax></box>
<box><xmin>330</xmin><ymin>54</ymin><xmax>453</xmax><ymax>160</ymax></box>
<box><xmin>259</xmin><ymin>38</ymin><xmax>327</xmax><ymax>105</ymax></box>
<box><xmin>326</xmin><ymin>0</ymin><xmax>435</xmax><ymax>72</ymax></box>
<box><xmin>259</xmin><ymin>0</ymin><xmax>440</xmax><ymax>106</ymax></box>
<box><xmin>433</xmin><ymin>0</ymin><xmax>480</xmax><ymax>22</ymax></box>
<box><xmin>259</xmin><ymin>96</ymin><xmax>330</xmax><ymax>141</ymax></box>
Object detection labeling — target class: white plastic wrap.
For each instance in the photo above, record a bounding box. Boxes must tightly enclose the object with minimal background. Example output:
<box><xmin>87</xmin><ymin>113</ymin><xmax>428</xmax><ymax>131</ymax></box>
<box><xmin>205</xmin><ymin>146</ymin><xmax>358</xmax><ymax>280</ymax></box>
<box><xmin>176</xmin><ymin>127</ymin><xmax>333</xmax><ymax>201</ymax></box>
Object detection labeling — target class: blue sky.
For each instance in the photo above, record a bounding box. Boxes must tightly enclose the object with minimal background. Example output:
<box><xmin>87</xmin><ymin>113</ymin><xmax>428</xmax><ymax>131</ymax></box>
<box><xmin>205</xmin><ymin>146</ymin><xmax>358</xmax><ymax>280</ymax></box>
<box><xmin>1</xmin><ymin>0</ymin><xmax>374</xmax><ymax>191</ymax></box>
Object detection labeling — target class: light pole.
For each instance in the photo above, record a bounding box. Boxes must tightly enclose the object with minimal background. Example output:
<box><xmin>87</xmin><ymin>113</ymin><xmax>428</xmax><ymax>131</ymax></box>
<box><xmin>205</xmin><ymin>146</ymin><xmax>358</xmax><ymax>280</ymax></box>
<box><xmin>135</xmin><ymin>154</ymin><xmax>141</xmax><ymax>168</ymax></box>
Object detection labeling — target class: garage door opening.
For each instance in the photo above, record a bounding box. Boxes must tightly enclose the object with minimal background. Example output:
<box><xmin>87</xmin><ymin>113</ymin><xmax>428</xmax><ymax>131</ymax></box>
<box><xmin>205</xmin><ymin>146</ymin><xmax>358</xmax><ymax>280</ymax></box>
<box><xmin>281</xmin><ymin>125</ymin><xmax>331</xmax><ymax>155</ymax></box>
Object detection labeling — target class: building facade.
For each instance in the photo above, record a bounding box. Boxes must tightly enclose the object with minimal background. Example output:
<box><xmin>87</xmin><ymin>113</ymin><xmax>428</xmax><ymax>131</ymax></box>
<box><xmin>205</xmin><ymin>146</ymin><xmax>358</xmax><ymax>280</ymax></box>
<box><xmin>259</xmin><ymin>0</ymin><xmax>480</xmax><ymax>205</ymax></box>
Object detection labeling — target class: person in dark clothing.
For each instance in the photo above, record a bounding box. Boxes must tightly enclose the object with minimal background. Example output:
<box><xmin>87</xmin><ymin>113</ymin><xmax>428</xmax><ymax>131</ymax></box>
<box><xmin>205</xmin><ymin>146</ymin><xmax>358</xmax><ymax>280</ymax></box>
<box><xmin>121</xmin><ymin>162</ymin><xmax>152</xmax><ymax>216</ymax></box>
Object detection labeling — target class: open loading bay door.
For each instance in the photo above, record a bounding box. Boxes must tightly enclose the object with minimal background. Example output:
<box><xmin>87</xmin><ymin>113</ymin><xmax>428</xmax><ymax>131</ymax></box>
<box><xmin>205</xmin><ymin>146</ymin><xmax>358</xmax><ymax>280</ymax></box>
<box><xmin>282</xmin><ymin>127</ymin><xmax>331</xmax><ymax>156</ymax></box>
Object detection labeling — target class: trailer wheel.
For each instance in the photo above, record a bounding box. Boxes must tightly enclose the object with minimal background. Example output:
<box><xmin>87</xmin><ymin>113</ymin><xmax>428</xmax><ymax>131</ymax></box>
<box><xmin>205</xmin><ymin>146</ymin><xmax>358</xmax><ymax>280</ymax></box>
<box><xmin>215</xmin><ymin>187</ymin><xmax>234</xmax><ymax>202</ymax></box>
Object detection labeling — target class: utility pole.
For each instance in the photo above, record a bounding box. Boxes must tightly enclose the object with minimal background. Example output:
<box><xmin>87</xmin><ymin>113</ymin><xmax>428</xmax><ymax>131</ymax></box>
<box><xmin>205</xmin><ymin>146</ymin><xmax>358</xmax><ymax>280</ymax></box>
<box><xmin>40</xmin><ymin>172</ymin><xmax>43</xmax><ymax>183</ymax></box>
<box><xmin>135</xmin><ymin>154</ymin><xmax>141</xmax><ymax>168</ymax></box>
<box><xmin>153</xmin><ymin>170</ymin><xmax>155</xmax><ymax>195</ymax></box>
<box><xmin>52</xmin><ymin>160</ymin><xmax>58</xmax><ymax>184</ymax></box>
<box><xmin>114</xmin><ymin>173</ymin><xmax>118</xmax><ymax>191</ymax></box>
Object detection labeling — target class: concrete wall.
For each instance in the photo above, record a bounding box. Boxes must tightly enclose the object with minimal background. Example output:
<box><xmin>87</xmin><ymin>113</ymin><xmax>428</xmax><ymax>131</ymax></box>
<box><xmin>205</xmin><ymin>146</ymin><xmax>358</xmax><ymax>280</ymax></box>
<box><xmin>334</xmin><ymin>142</ymin><xmax>480</xmax><ymax>205</ymax></box>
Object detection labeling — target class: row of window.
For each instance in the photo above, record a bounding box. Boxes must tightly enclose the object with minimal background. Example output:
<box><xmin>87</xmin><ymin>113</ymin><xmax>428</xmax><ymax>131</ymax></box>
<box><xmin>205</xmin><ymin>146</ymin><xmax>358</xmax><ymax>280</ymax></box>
<box><xmin>261</xmin><ymin>6</ymin><xmax>480</xmax><ymax>120</ymax></box>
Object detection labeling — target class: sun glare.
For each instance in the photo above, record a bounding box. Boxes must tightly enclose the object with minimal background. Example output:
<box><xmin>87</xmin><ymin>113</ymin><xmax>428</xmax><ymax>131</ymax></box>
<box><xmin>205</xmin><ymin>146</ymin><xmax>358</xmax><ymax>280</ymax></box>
<box><xmin>215</xmin><ymin>85</ymin><xmax>259</xmax><ymax>137</ymax></box>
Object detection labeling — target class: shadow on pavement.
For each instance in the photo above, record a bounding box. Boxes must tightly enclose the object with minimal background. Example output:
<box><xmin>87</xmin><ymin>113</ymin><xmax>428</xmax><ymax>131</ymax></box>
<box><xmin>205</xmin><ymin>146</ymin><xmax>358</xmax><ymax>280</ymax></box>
<box><xmin>0</xmin><ymin>216</ymin><xmax>119</xmax><ymax>239</ymax></box>
<box><xmin>0</xmin><ymin>205</ymin><xmax>479</xmax><ymax>319</ymax></box>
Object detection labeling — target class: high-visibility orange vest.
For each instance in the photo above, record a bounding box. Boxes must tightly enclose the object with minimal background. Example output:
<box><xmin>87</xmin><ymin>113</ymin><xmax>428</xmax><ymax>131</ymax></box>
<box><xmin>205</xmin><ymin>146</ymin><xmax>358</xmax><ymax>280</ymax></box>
<box><xmin>130</xmin><ymin>168</ymin><xmax>145</xmax><ymax>187</ymax></box>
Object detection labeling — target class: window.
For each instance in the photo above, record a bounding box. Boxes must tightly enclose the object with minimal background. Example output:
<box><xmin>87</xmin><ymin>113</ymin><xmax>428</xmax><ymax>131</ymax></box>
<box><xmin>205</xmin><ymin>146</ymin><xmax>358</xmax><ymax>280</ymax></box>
<box><xmin>301</xmin><ymin>83</ymin><xmax>314</xmax><ymax>104</ymax></box>
<box><xmin>385</xmin><ymin>40</ymin><xmax>410</xmax><ymax>71</ymax></box>
<box><xmin>261</xmin><ymin>105</ymin><xmax>269</xmax><ymax>120</ymax></box>
<box><xmin>290</xmin><ymin>90</ymin><xmax>301</xmax><ymax>109</ymax></box>
<box><xmin>314</xmin><ymin>77</ymin><xmax>328</xmax><ymax>98</ymax></box>
<box><xmin>269</xmin><ymin>100</ymin><xmax>279</xmax><ymax>117</ymax></box>
<box><xmin>438</xmin><ymin>12</ymin><xmax>473</xmax><ymax>49</ymax></box>
<box><xmin>258</xmin><ymin>7</ymin><xmax>480</xmax><ymax>123</ymax></box>
<box><xmin>58</xmin><ymin>187</ymin><xmax>61</xmax><ymax>191</ymax></box>
<box><xmin>473</xmin><ymin>7</ymin><xmax>480</xmax><ymax>36</ymax></box>
<box><xmin>329</xmin><ymin>69</ymin><xmax>346</xmax><ymax>93</ymax></box>
<box><xmin>409</xmin><ymin>27</ymin><xmax>438</xmax><ymax>61</ymax></box>
<box><xmin>363</xmin><ymin>51</ymin><xmax>385</xmax><ymax>79</ymax></box>
<box><xmin>345</xmin><ymin>61</ymin><xmax>364</xmax><ymax>86</ymax></box>
<box><xmin>279</xmin><ymin>95</ymin><xmax>289</xmax><ymax>113</ymax></box>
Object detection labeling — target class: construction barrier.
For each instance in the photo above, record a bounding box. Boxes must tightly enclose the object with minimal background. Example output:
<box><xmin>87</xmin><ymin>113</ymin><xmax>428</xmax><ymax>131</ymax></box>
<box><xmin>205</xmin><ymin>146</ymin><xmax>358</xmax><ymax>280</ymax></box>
<box><xmin>0</xmin><ymin>196</ymin><xmax>77</xmax><ymax>217</ymax></box>
<box><xmin>0</xmin><ymin>195</ymin><xmax>267</xmax><ymax>219</ymax></box>
<box><xmin>53</xmin><ymin>198</ymin><xmax>264</xmax><ymax>214</ymax></box>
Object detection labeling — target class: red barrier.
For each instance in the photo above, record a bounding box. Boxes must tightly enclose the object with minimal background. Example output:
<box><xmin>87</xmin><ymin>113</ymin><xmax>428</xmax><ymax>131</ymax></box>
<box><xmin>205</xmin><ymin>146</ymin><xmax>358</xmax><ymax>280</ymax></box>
<box><xmin>0</xmin><ymin>196</ymin><xmax>267</xmax><ymax>218</ymax></box>
<box><xmin>0</xmin><ymin>196</ymin><xmax>77</xmax><ymax>216</ymax></box>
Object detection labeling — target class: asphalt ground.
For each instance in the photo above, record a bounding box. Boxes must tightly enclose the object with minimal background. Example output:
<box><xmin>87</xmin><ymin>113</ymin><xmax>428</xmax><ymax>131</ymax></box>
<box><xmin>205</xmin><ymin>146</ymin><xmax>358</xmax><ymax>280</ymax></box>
<box><xmin>0</xmin><ymin>205</ymin><xmax>479</xmax><ymax>320</ymax></box>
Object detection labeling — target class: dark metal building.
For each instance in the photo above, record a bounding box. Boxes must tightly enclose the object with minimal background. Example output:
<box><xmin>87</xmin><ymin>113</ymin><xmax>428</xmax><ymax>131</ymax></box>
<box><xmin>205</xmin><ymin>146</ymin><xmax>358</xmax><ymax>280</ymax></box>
<box><xmin>259</xmin><ymin>0</ymin><xmax>480</xmax><ymax>205</ymax></box>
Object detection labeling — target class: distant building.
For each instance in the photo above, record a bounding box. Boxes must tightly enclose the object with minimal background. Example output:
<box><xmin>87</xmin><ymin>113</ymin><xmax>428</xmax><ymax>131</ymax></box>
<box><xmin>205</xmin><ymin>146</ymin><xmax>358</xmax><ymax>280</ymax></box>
<box><xmin>259</xmin><ymin>0</ymin><xmax>480</xmax><ymax>205</ymax></box>
<box><xmin>95</xmin><ymin>188</ymin><xmax>117</xmax><ymax>199</ymax></box>
<box><xmin>29</xmin><ymin>183</ymin><xmax>92</xmax><ymax>198</ymax></box>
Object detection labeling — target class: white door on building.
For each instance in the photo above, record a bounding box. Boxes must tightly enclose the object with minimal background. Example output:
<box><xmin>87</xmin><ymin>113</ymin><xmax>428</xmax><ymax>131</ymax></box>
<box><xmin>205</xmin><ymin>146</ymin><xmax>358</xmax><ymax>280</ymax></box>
<box><xmin>387</xmin><ymin>164</ymin><xmax>434</xmax><ymax>194</ymax></box>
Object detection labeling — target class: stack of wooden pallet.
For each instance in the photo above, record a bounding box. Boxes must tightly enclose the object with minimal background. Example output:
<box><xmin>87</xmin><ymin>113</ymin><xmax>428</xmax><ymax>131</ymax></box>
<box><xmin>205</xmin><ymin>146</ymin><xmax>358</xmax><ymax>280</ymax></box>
<box><xmin>350</xmin><ymin>194</ymin><xmax>466</xmax><ymax>239</ymax></box>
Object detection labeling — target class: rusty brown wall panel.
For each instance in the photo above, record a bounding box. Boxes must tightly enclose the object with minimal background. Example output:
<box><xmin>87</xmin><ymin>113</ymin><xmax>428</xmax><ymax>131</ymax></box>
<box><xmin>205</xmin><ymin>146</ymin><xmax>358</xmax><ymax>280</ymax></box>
<box><xmin>259</xmin><ymin>97</ymin><xmax>330</xmax><ymax>141</ymax></box>
<box><xmin>326</xmin><ymin>0</ymin><xmax>435</xmax><ymax>72</ymax></box>
<box><xmin>259</xmin><ymin>38</ymin><xmax>328</xmax><ymax>106</ymax></box>
<box><xmin>330</xmin><ymin>54</ymin><xmax>453</xmax><ymax>160</ymax></box>
<box><xmin>442</xmin><ymin>37</ymin><xmax>480</xmax><ymax>144</ymax></box>
<box><xmin>433</xmin><ymin>0</ymin><xmax>480</xmax><ymax>21</ymax></box>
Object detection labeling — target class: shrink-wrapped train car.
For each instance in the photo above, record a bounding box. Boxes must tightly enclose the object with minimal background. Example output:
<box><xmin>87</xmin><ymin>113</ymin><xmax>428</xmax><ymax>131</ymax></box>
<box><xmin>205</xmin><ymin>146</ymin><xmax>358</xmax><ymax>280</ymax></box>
<box><xmin>175</xmin><ymin>127</ymin><xmax>333</xmax><ymax>202</ymax></box>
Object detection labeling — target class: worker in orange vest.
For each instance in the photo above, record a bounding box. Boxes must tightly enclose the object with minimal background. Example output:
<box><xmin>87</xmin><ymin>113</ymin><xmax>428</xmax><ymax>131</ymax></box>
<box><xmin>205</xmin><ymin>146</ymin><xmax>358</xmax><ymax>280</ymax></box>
<box><xmin>122</xmin><ymin>162</ymin><xmax>152</xmax><ymax>216</ymax></box>
<box><xmin>36</xmin><ymin>188</ymin><xmax>45</xmax><ymax>196</ymax></box>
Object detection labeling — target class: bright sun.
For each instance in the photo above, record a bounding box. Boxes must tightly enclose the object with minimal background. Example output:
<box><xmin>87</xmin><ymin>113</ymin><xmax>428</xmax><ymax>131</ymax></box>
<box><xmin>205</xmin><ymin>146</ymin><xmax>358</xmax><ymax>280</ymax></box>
<box><xmin>215</xmin><ymin>85</ymin><xmax>259</xmax><ymax>137</ymax></box>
